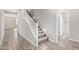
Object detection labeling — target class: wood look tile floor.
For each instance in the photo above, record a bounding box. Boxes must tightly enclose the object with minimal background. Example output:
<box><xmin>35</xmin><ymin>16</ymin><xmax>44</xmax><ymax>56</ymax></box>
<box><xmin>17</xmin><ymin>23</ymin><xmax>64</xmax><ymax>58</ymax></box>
<box><xmin>0</xmin><ymin>28</ymin><xmax>36</xmax><ymax>50</ymax></box>
<box><xmin>38</xmin><ymin>38</ymin><xmax>79</xmax><ymax>50</ymax></box>
<box><xmin>1</xmin><ymin>28</ymin><xmax>79</xmax><ymax>50</ymax></box>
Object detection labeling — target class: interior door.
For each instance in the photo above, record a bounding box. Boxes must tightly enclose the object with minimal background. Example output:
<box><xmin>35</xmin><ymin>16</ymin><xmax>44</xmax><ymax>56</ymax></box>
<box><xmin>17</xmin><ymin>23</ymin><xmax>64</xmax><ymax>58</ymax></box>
<box><xmin>56</xmin><ymin>9</ymin><xmax>69</xmax><ymax>41</ymax></box>
<box><xmin>60</xmin><ymin>14</ymin><xmax>64</xmax><ymax>36</ymax></box>
<box><xmin>56</xmin><ymin>13</ymin><xmax>64</xmax><ymax>42</ymax></box>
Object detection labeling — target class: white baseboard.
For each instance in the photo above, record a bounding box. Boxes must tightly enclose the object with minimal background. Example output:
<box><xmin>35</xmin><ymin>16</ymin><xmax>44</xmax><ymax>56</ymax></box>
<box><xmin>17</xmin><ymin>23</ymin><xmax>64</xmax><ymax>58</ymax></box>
<box><xmin>49</xmin><ymin>39</ymin><xmax>58</xmax><ymax>43</ymax></box>
<box><xmin>68</xmin><ymin>37</ymin><xmax>79</xmax><ymax>43</ymax></box>
<box><xmin>60</xmin><ymin>35</ymin><xmax>79</xmax><ymax>43</ymax></box>
<box><xmin>49</xmin><ymin>36</ymin><xmax>79</xmax><ymax>44</ymax></box>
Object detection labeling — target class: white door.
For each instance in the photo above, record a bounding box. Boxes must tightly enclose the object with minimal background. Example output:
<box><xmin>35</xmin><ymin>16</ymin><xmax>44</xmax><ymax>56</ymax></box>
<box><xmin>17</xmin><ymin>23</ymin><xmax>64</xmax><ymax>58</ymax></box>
<box><xmin>56</xmin><ymin>9</ymin><xmax>69</xmax><ymax>42</ymax></box>
<box><xmin>60</xmin><ymin>14</ymin><xmax>64</xmax><ymax>36</ymax></box>
<box><xmin>56</xmin><ymin>13</ymin><xmax>64</xmax><ymax>42</ymax></box>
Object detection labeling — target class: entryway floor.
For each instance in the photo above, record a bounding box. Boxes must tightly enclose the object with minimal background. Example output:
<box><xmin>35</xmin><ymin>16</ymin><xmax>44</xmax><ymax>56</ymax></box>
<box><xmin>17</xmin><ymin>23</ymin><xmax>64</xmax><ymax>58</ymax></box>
<box><xmin>1</xmin><ymin>28</ymin><xmax>79</xmax><ymax>50</ymax></box>
<box><xmin>0</xmin><ymin>28</ymin><xmax>36</xmax><ymax>50</ymax></box>
<box><xmin>38</xmin><ymin>38</ymin><xmax>79</xmax><ymax>50</ymax></box>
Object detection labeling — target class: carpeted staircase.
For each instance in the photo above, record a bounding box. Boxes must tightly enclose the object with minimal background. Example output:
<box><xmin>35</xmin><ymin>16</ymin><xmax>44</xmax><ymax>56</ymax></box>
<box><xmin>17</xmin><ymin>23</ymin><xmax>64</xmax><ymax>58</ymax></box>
<box><xmin>38</xmin><ymin>26</ymin><xmax>49</xmax><ymax>43</ymax></box>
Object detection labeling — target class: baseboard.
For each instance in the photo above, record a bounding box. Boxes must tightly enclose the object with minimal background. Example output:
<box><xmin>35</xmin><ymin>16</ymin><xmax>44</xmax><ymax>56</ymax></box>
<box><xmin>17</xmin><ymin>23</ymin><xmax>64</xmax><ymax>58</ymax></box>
<box><xmin>60</xmin><ymin>35</ymin><xmax>79</xmax><ymax>43</ymax></box>
<box><xmin>49</xmin><ymin>36</ymin><xmax>79</xmax><ymax>43</ymax></box>
<box><xmin>68</xmin><ymin>37</ymin><xmax>79</xmax><ymax>43</ymax></box>
<box><xmin>18</xmin><ymin>31</ymin><xmax>37</xmax><ymax>47</ymax></box>
<box><xmin>49</xmin><ymin>39</ymin><xmax>58</xmax><ymax>43</ymax></box>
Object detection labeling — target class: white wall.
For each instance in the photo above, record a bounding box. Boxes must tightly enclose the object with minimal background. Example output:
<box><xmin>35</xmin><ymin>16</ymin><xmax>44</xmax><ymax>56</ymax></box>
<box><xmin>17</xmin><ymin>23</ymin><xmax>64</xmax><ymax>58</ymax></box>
<box><xmin>30</xmin><ymin>9</ymin><xmax>57</xmax><ymax>42</ymax></box>
<box><xmin>0</xmin><ymin>10</ymin><xmax>4</xmax><ymax>45</ymax></box>
<box><xmin>63</xmin><ymin>10</ymin><xmax>70</xmax><ymax>36</ymax></box>
<box><xmin>17</xmin><ymin>10</ymin><xmax>37</xmax><ymax>46</ymax></box>
<box><xmin>70</xmin><ymin>9</ymin><xmax>79</xmax><ymax>41</ymax></box>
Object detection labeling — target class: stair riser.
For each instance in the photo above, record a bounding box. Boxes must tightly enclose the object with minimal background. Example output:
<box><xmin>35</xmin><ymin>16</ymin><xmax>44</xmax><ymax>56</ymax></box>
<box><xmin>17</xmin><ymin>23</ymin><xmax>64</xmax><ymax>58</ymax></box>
<box><xmin>38</xmin><ymin>38</ymin><xmax>49</xmax><ymax>44</ymax></box>
<box><xmin>38</xmin><ymin>26</ymin><xmax>49</xmax><ymax>42</ymax></box>
<box><xmin>38</xmin><ymin>31</ymin><xmax>43</xmax><ymax>34</ymax></box>
<box><xmin>38</xmin><ymin>34</ymin><xmax>46</xmax><ymax>38</ymax></box>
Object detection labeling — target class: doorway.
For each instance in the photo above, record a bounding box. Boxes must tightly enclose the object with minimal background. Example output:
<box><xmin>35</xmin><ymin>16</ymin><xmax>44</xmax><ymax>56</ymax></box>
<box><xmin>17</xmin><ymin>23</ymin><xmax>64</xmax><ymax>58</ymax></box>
<box><xmin>56</xmin><ymin>10</ymin><xmax>70</xmax><ymax>42</ymax></box>
<box><xmin>56</xmin><ymin>13</ymin><xmax>64</xmax><ymax>42</ymax></box>
<box><xmin>0</xmin><ymin>10</ymin><xmax>18</xmax><ymax>49</ymax></box>
<box><xmin>4</xmin><ymin>15</ymin><xmax>17</xmax><ymax>30</ymax></box>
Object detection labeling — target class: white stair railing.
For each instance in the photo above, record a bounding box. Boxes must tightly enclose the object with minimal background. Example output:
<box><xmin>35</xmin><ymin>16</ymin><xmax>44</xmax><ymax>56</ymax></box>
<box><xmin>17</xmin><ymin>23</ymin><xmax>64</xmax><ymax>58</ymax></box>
<box><xmin>24</xmin><ymin>10</ymin><xmax>38</xmax><ymax>40</ymax></box>
<box><xmin>17</xmin><ymin>9</ymin><xmax>38</xmax><ymax>47</ymax></box>
<box><xmin>24</xmin><ymin>10</ymin><xmax>38</xmax><ymax>46</ymax></box>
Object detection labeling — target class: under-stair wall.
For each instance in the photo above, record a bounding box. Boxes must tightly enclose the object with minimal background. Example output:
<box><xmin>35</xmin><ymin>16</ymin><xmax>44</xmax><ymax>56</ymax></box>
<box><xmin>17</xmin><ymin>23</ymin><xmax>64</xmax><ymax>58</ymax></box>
<box><xmin>17</xmin><ymin>10</ymin><xmax>38</xmax><ymax>47</ymax></box>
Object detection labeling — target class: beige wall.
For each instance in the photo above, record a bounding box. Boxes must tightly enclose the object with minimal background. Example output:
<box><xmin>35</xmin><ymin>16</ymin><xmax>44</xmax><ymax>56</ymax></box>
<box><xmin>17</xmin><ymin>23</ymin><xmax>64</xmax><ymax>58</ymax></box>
<box><xmin>5</xmin><ymin>16</ymin><xmax>17</xmax><ymax>30</ymax></box>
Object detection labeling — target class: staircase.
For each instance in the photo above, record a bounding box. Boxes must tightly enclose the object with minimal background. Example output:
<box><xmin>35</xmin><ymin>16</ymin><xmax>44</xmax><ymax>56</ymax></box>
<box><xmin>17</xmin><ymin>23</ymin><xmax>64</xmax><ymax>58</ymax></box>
<box><xmin>26</xmin><ymin>9</ymin><xmax>49</xmax><ymax>43</ymax></box>
<box><xmin>38</xmin><ymin>26</ymin><xmax>49</xmax><ymax>43</ymax></box>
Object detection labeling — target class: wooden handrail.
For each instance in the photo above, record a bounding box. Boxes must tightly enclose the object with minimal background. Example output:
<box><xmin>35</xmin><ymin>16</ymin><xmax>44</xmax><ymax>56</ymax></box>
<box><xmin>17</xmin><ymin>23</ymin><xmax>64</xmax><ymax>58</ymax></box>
<box><xmin>25</xmin><ymin>9</ymin><xmax>37</xmax><ymax>23</ymax></box>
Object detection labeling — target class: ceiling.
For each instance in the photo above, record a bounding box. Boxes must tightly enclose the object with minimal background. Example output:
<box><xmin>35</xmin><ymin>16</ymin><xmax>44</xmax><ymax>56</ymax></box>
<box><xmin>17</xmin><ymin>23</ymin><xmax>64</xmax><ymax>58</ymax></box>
<box><xmin>4</xmin><ymin>9</ymin><xmax>19</xmax><ymax>17</ymax></box>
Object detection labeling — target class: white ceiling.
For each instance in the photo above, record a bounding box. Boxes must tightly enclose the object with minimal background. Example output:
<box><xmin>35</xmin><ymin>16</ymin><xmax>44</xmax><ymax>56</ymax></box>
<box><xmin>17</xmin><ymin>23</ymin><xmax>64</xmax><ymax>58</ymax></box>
<box><xmin>4</xmin><ymin>9</ymin><xmax>19</xmax><ymax>17</ymax></box>
<box><xmin>5</xmin><ymin>9</ymin><xmax>19</xmax><ymax>13</ymax></box>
